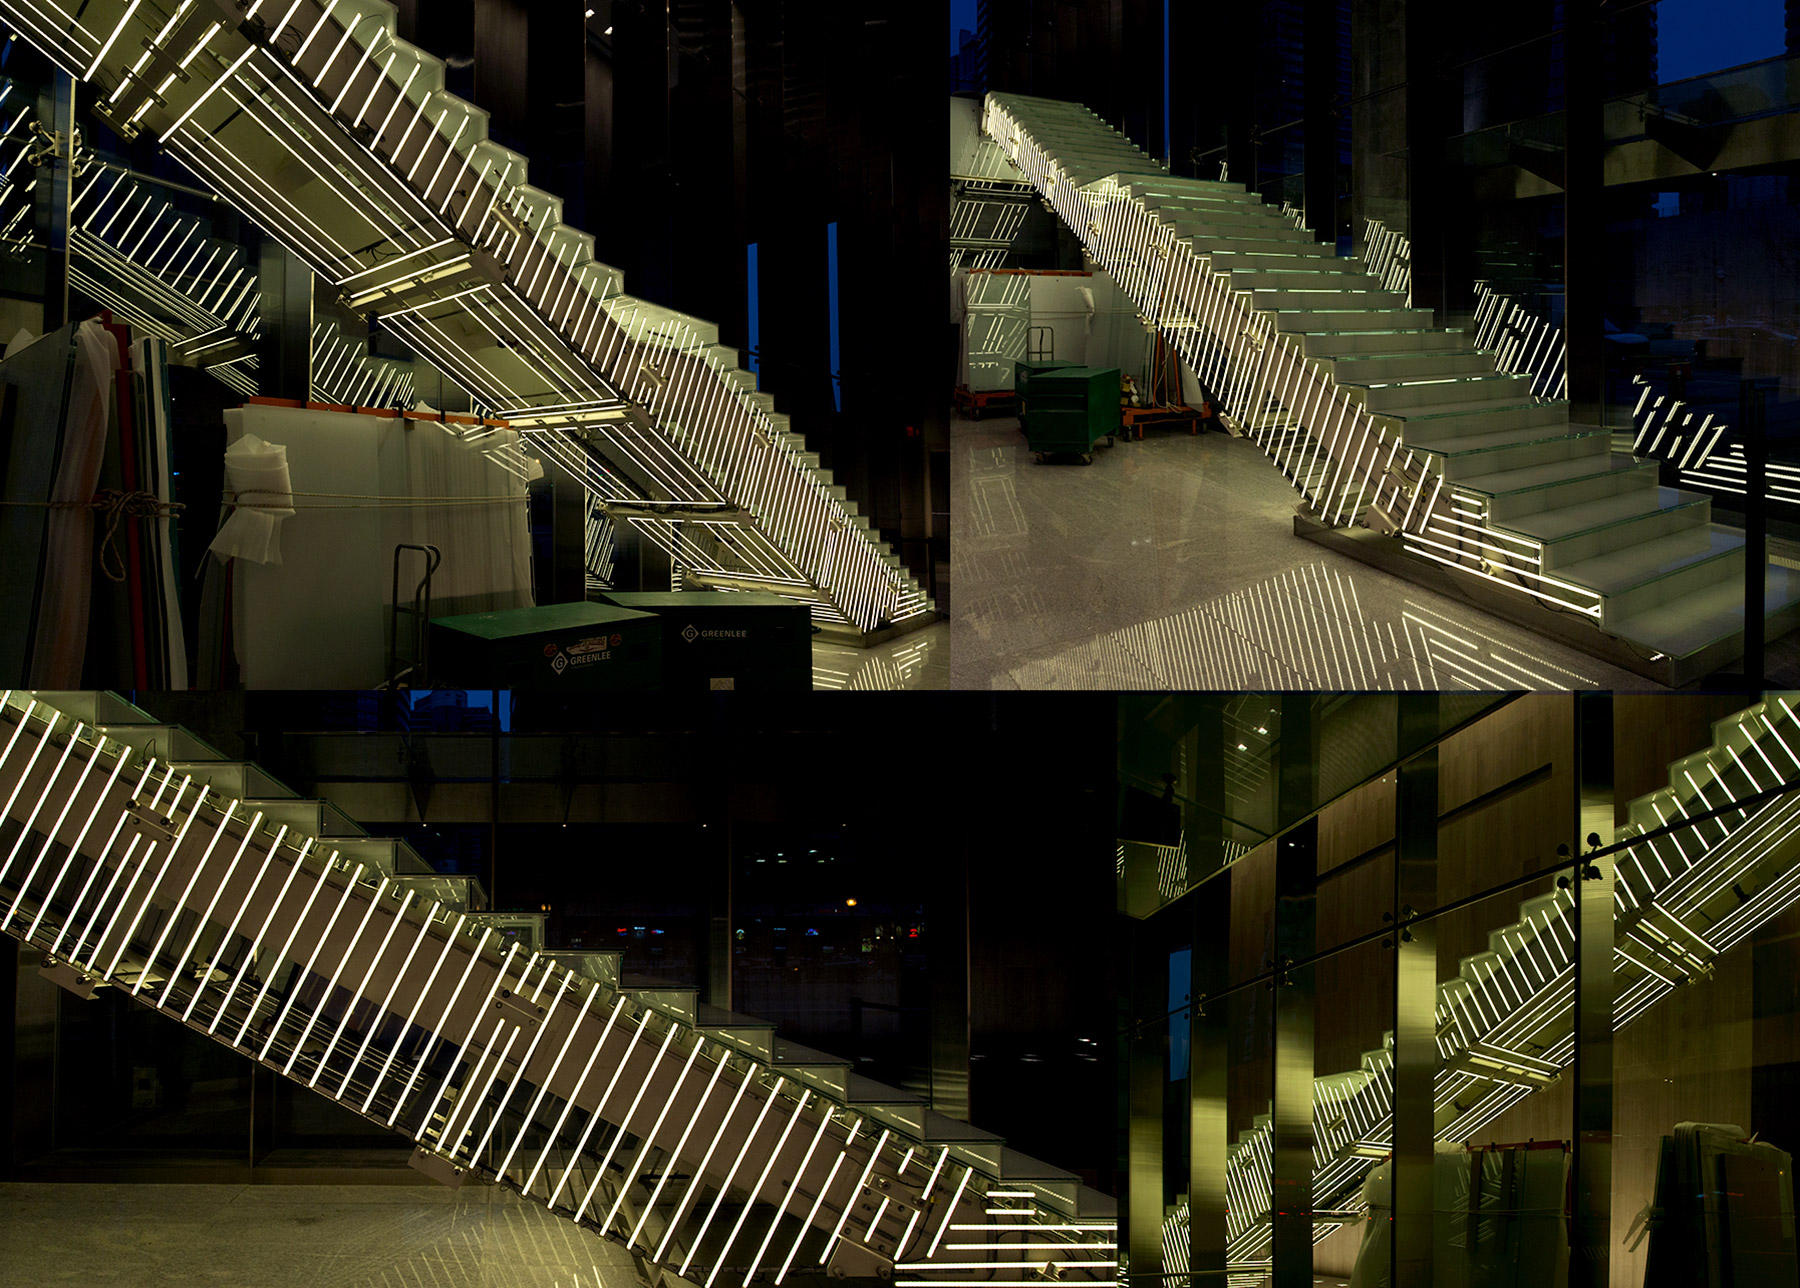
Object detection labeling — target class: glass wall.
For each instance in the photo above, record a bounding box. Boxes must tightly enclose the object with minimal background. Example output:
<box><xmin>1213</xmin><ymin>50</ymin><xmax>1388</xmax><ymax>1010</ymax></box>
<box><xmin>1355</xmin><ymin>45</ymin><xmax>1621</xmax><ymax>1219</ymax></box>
<box><xmin>1122</xmin><ymin>692</ymin><xmax>1800</xmax><ymax>1286</ymax></box>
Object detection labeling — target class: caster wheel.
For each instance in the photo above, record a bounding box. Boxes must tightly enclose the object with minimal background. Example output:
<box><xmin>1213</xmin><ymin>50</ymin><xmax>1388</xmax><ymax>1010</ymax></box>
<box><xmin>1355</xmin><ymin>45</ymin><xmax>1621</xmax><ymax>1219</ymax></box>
<box><xmin>1033</xmin><ymin>452</ymin><xmax>1045</xmax><ymax>464</ymax></box>
<box><xmin>1082</xmin><ymin>453</ymin><xmax>1094</xmax><ymax>466</ymax></box>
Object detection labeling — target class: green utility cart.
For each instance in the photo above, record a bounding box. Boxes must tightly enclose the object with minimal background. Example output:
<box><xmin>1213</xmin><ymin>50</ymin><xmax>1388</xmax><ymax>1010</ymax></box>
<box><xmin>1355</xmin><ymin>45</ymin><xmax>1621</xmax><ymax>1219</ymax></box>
<box><xmin>430</xmin><ymin>601</ymin><xmax>663</xmax><ymax>689</ymax></box>
<box><xmin>1013</xmin><ymin>357</ymin><xmax>1082</xmax><ymax>439</ymax></box>
<box><xmin>1023</xmin><ymin>364</ymin><xmax>1119</xmax><ymax>464</ymax></box>
<box><xmin>597</xmin><ymin>590</ymin><xmax>812</xmax><ymax>691</ymax></box>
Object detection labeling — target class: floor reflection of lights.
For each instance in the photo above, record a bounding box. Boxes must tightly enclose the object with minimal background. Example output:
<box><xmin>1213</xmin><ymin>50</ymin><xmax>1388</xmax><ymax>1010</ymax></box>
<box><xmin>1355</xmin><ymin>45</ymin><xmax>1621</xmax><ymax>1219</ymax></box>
<box><xmin>812</xmin><ymin>621</ymin><xmax>950</xmax><ymax>690</ymax></box>
<box><xmin>0</xmin><ymin>1181</ymin><xmax>640</xmax><ymax>1288</ymax></box>
<box><xmin>998</xmin><ymin>561</ymin><xmax>1613</xmax><ymax>691</ymax></box>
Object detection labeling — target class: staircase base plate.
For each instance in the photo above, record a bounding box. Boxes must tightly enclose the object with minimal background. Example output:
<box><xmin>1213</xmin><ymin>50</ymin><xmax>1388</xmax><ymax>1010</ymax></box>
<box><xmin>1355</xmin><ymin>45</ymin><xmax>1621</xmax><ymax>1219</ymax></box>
<box><xmin>1294</xmin><ymin>514</ymin><xmax>1794</xmax><ymax>688</ymax></box>
<box><xmin>812</xmin><ymin>611</ymin><xmax>944</xmax><ymax>649</ymax></box>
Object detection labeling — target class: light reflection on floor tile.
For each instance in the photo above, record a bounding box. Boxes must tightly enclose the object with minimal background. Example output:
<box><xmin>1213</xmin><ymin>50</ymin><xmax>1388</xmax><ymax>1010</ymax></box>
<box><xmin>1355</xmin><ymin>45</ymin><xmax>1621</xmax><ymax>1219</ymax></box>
<box><xmin>813</xmin><ymin>620</ymin><xmax>949</xmax><ymax>690</ymax></box>
<box><xmin>952</xmin><ymin>412</ymin><xmax>1662</xmax><ymax>690</ymax></box>
<box><xmin>0</xmin><ymin>1182</ymin><xmax>637</xmax><ymax>1288</ymax></box>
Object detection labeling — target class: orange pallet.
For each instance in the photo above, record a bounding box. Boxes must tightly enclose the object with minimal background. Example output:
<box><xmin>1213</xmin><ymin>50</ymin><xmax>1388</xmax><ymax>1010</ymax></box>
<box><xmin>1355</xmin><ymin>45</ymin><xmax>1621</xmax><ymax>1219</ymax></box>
<box><xmin>1120</xmin><ymin>405</ymin><xmax>1202</xmax><ymax>440</ymax></box>
<box><xmin>954</xmin><ymin>386</ymin><xmax>1020</xmax><ymax>420</ymax></box>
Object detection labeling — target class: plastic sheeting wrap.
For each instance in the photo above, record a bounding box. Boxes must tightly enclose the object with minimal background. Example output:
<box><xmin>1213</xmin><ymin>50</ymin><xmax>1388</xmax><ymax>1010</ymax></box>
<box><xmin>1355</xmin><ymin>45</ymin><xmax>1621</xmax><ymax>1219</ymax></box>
<box><xmin>958</xmin><ymin>271</ymin><xmax>1144</xmax><ymax>393</ymax></box>
<box><xmin>1349</xmin><ymin>1145</ymin><xmax>1569</xmax><ymax>1288</ymax></box>
<box><xmin>225</xmin><ymin>405</ymin><xmax>534</xmax><ymax>688</ymax></box>
<box><xmin>209</xmin><ymin>433</ymin><xmax>295</xmax><ymax>564</ymax></box>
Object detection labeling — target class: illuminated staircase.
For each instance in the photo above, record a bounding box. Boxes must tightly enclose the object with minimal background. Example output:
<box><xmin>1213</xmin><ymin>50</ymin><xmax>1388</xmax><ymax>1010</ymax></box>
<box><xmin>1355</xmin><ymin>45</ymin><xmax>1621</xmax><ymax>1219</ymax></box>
<box><xmin>1153</xmin><ymin>695</ymin><xmax>1800</xmax><ymax>1284</ymax></box>
<box><xmin>983</xmin><ymin>92</ymin><xmax>1800</xmax><ymax>680</ymax></box>
<box><xmin>0</xmin><ymin>691</ymin><xmax>1112</xmax><ymax>1287</ymax></box>
<box><xmin>0</xmin><ymin>3</ymin><xmax>932</xmax><ymax>639</ymax></box>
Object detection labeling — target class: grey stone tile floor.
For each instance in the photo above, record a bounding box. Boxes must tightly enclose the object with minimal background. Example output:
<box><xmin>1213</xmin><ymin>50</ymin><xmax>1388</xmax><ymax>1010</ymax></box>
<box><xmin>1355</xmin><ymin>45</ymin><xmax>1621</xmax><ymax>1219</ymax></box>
<box><xmin>0</xmin><ymin>1181</ymin><xmax>638</xmax><ymax>1287</ymax></box>
<box><xmin>950</xmin><ymin>410</ymin><xmax>1704</xmax><ymax>690</ymax></box>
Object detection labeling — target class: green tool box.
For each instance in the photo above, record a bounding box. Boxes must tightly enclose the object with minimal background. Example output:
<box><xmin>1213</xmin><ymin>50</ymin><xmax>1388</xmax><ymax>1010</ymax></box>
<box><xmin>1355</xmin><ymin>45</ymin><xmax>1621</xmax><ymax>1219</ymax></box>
<box><xmin>430</xmin><ymin>602</ymin><xmax>663</xmax><ymax>689</ymax></box>
<box><xmin>597</xmin><ymin>591</ymin><xmax>812</xmax><ymax>691</ymax></box>
<box><xmin>1014</xmin><ymin>358</ymin><xmax>1082</xmax><ymax>437</ymax></box>
<box><xmin>1024</xmin><ymin>365</ymin><xmax>1119</xmax><ymax>463</ymax></box>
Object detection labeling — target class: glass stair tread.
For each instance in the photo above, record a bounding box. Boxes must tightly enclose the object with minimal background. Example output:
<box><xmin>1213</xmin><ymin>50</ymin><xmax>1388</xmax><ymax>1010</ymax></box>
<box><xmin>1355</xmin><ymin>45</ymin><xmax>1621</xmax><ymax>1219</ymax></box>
<box><xmin>1493</xmin><ymin>486</ymin><xmax>1707</xmax><ymax>543</ymax></box>
<box><xmin>1605</xmin><ymin>561</ymin><xmax>1800</xmax><ymax>659</ymax></box>
<box><xmin>1548</xmin><ymin>525</ymin><xmax>1744</xmax><ymax>596</ymax></box>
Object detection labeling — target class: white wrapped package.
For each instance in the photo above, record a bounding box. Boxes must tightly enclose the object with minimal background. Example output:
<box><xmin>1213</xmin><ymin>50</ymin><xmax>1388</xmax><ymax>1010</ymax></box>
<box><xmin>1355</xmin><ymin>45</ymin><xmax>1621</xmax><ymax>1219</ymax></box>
<box><xmin>208</xmin><ymin>432</ymin><xmax>295</xmax><ymax>564</ymax></box>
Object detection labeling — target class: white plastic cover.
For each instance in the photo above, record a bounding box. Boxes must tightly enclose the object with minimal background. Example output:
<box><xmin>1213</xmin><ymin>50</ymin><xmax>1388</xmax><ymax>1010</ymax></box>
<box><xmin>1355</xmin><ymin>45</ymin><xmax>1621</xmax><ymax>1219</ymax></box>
<box><xmin>208</xmin><ymin>432</ymin><xmax>295</xmax><ymax>565</ymax></box>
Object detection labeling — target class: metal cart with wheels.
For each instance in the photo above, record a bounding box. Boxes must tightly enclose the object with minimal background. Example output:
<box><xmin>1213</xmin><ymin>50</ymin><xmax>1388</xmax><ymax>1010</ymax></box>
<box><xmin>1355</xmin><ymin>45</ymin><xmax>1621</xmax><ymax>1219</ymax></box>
<box><xmin>1023</xmin><ymin>365</ymin><xmax>1120</xmax><ymax>464</ymax></box>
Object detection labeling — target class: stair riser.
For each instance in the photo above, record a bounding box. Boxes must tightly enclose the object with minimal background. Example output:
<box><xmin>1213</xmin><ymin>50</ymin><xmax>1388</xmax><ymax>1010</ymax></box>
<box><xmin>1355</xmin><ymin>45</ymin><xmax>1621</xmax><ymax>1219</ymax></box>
<box><xmin>1602</xmin><ymin>545</ymin><xmax>1746</xmax><ymax>627</ymax></box>
<box><xmin>1319</xmin><ymin>352</ymin><xmax>1499</xmax><ymax>382</ymax></box>
<box><xmin>1485</xmin><ymin>464</ymin><xmax>1660</xmax><ymax>522</ymax></box>
<box><xmin>1355</xmin><ymin>376</ymin><xmax>1535</xmax><ymax>413</ymax></box>
<box><xmin>1153</xmin><ymin>203</ymin><xmax>1301</xmax><ymax>230</ymax></box>
<box><xmin>1301</xmin><ymin>329</ymin><xmax>1465</xmax><ymax>356</ymax></box>
<box><xmin>1252</xmin><ymin>289</ymin><xmax>1411</xmax><ymax>313</ymax></box>
<box><xmin>1132</xmin><ymin>189</ymin><xmax>1264</xmax><ymax>210</ymax></box>
<box><xmin>1211</xmin><ymin>251</ymin><xmax>1365</xmax><ymax>273</ymax></box>
<box><xmin>1390</xmin><ymin>402</ymin><xmax>1570</xmax><ymax>441</ymax></box>
<box><xmin>1229</xmin><ymin>270</ymin><xmax>1386</xmax><ymax>292</ymax></box>
<box><xmin>1277</xmin><ymin>309</ymin><xmax>1437</xmax><ymax>334</ymax></box>
<box><xmin>1538</xmin><ymin>501</ymin><xmax>1712</xmax><ymax>572</ymax></box>
<box><xmin>1171</xmin><ymin>218</ymin><xmax>1316</xmax><ymax>245</ymax></box>
<box><xmin>1424</xmin><ymin>433</ymin><xmax>1607</xmax><ymax>481</ymax></box>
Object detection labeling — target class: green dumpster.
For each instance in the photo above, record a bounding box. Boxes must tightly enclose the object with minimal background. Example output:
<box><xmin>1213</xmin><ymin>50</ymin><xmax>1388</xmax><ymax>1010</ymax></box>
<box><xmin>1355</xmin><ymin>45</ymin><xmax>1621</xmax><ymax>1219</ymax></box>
<box><xmin>1024</xmin><ymin>365</ymin><xmax>1119</xmax><ymax>464</ymax></box>
<box><xmin>430</xmin><ymin>601</ymin><xmax>664</xmax><ymax>689</ymax></box>
<box><xmin>1014</xmin><ymin>358</ymin><xmax>1082</xmax><ymax>439</ymax></box>
<box><xmin>597</xmin><ymin>591</ymin><xmax>812</xmax><ymax>691</ymax></box>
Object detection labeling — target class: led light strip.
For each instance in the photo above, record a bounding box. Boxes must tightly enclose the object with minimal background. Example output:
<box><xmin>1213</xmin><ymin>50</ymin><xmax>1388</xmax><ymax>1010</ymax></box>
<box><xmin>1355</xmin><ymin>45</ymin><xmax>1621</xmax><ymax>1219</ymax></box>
<box><xmin>0</xmin><ymin>695</ymin><xmax>1108</xmax><ymax>1285</ymax></box>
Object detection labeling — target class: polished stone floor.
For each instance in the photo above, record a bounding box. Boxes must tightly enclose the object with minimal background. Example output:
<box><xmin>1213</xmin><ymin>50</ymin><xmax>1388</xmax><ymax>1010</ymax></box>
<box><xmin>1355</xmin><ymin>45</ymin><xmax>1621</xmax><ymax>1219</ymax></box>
<box><xmin>951</xmin><ymin>411</ymin><xmax>1674</xmax><ymax>690</ymax></box>
<box><xmin>0</xmin><ymin>1181</ymin><xmax>637</xmax><ymax>1287</ymax></box>
<box><xmin>813</xmin><ymin>620</ymin><xmax>948</xmax><ymax>689</ymax></box>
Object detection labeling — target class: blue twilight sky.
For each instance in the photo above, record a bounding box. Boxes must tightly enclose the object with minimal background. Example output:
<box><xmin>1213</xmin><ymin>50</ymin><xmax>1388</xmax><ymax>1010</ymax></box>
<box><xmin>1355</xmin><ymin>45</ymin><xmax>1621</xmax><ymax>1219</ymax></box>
<box><xmin>1659</xmin><ymin>0</ymin><xmax>1784</xmax><ymax>82</ymax></box>
<box><xmin>951</xmin><ymin>0</ymin><xmax>1788</xmax><ymax>84</ymax></box>
<box><xmin>950</xmin><ymin>0</ymin><xmax>976</xmax><ymax>56</ymax></box>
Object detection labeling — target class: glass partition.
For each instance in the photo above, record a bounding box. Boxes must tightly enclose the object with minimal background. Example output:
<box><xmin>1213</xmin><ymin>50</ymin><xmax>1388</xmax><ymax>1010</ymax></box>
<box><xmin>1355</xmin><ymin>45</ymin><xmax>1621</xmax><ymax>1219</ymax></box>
<box><xmin>1125</xmin><ymin>693</ymin><xmax>1800</xmax><ymax>1286</ymax></box>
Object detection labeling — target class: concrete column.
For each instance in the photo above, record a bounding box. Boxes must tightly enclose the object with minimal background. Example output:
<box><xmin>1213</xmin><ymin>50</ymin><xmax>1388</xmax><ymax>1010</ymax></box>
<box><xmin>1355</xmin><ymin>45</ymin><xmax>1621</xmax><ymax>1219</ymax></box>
<box><xmin>1570</xmin><ymin>693</ymin><xmax>1614</xmax><ymax>1288</ymax></box>
<box><xmin>1303</xmin><ymin>0</ymin><xmax>1340</xmax><ymax>244</ymax></box>
<box><xmin>1563</xmin><ymin>2</ymin><xmax>1606</xmax><ymax>424</ymax></box>
<box><xmin>255</xmin><ymin>238</ymin><xmax>314</xmax><ymax>402</ymax></box>
<box><xmin>1128</xmin><ymin>922</ymin><xmax>1167</xmax><ymax>1281</ymax></box>
<box><xmin>1270</xmin><ymin>698</ymin><xmax>1317</xmax><ymax>1288</ymax></box>
<box><xmin>1404</xmin><ymin>2</ymin><xmax>1447</xmax><ymax>321</ymax></box>
<box><xmin>33</xmin><ymin>74</ymin><xmax>74</xmax><ymax>332</ymax></box>
<box><xmin>1186</xmin><ymin>700</ymin><xmax>1229</xmax><ymax>1281</ymax></box>
<box><xmin>1392</xmin><ymin>696</ymin><xmax>1439</xmax><ymax>1288</ymax></box>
